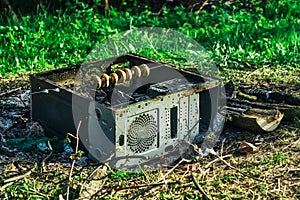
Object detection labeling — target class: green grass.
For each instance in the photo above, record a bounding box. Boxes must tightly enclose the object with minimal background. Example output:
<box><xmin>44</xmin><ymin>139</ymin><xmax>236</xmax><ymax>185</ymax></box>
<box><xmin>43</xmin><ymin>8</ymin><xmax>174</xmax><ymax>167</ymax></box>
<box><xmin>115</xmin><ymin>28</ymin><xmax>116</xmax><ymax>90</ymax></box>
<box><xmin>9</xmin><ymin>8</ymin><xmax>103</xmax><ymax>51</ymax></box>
<box><xmin>0</xmin><ymin>2</ymin><xmax>299</xmax><ymax>199</ymax></box>
<box><xmin>0</xmin><ymin>0</ymin><xmax>299</xmax><ymax>77</ymax></box>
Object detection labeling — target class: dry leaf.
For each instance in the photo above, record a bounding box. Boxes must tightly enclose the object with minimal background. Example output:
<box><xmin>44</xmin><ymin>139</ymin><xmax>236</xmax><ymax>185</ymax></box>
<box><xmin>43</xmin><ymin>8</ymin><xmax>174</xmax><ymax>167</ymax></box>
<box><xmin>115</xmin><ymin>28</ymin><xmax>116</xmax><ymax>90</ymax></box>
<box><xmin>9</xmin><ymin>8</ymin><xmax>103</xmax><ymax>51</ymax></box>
<box><xmin>185</xmin><ymin>163</ymin><xmax>196</xmax><ymax>172</ymax></box>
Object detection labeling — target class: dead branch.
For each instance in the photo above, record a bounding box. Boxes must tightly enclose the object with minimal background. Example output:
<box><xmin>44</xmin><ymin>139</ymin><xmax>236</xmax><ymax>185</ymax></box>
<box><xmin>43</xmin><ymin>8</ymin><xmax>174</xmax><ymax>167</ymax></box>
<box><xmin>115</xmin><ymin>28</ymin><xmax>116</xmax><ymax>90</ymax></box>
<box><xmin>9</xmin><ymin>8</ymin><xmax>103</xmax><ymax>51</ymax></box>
<box><xmin>190</xmin><ymin>0</ymin><xmax>210</xmax><ymax>12</ymax></box>
<box><xmin>126</xmin><ymin>159</ymin><xmax>189</xmax><ymax>199</ymax></box>
<box><xmin>282</xmin><ymin>138</ymin><xmax>300</xmax><ymax>151</ymax></box>
<box><xmin>127</xmin><ymin>181</ymin><xmax>179</xmax><ymax>200</ymax></box>
<box><xmin>191</xmin><ymin>172</ymin><xmax>211</xmax><ymax>200</ymax></box>
<box><xmin>3</xmin><ymin>170</ymin><xmax>32</xmax><ymax>183</ymax></box>
<box><xmin>208</xmin><ymin>149</ymin><xmax>269</xmax><ymax>183</ymax></box>
<box><xmin>29</xmin><ymin>188</ymin><xmax>49</xmax><ymax>198</ymax></box>
<box><xmin>0</xmin><ymin>0</ymin><xmax>18</xmax><ymax>22</ymax></box>
<box><xmin>91</xmin><ymin>180</ymin><xmax>178</xmax><ymax>199</ymax></box>
<box><xmin>116</xmin><ymin>181</ymin><xmax>177</xmax><ymax>191</ymax></box>
<box><xmin>204</xmin><ymin>154</ymin><xmax>232</xmax><ymax>169</ymax></box>
<box><xmin>159</xmin><ymin>170</ymin><xmax>173</xmax><ymax>198</ymax></box>
<box><xmin>227</xmin><ymin>98</ymin><xmax>300</xmax><ymax>120</ymax></box>
<box><xmin>0</xmin><ymin>87</ymin><xmax>22</xmax><ymax>98</ymax></box>
<box><xmin>198</xmin><ymin>0</ymin><xmax>209</xmax><ymax>12</ymax></box>
<box><xmin>150</xmin><ymin>0</ymin><xmax>170</xmax><ymax>16</ymax></box>
<box><xmin>104</xmin><ymin>0</ymin><xmax>109</xmax><ymax>16</ymax></box>
<box><xmin>0</xmin><ymin>182</ymin><xmax>13</xmax><ymax>195</ymax></box>
<box><xmin>158</xmin><ymin>158</ymin><xmax>187</xmax><ymax>182</ymax></box>
<box><xmin>66</xmin><ymin>120</ymin><xmax>82</xmax><ymax>200</ymax></box>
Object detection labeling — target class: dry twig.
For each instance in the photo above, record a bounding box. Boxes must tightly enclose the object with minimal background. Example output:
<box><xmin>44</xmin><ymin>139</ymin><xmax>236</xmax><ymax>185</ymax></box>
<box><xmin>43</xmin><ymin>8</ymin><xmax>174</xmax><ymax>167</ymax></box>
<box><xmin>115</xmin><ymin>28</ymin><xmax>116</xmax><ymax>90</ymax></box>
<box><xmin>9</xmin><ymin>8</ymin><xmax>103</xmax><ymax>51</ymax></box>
<box><xmin>91</xmin><ymin>180</ymin><xmax>178</xmax><ymax>199</ymax></box>
<box><xmin>208</xmin><ymin>149</ymin><xmax>269</xmax><ymax>183</ymax></box>
<box><xmin>190</xmin><ymin>0</ymin><xmax>210</xmax><ymax>12</ymax></box>
<box><xmin>150</xmin><ymin>0</ymin><xmax>172</xmax><ymax>16</ymax></box>
<box><xmin>0</xmin><ymin>87</ymin><xmax>22</xmax><ymax>98</ymax></box>
<box><xmin>282</xmin><ymin>137</ymin><xmax>300</xmax><ymax>150</ymax></box>
<box><xmin>204</xmin><ymin>154</ymin><xmax>232</xmax><ymax>169</ymax></box>
<box><xmin>66</xmin><ymin>120</ymin><xmax>82</xmax><ymax>200</ymax></box>
<box><xmin>191</xmin><ymin>172</ymin><xmax>211</xmax><ymax>200</ymax></box>
<box><xmin>3</xmin><ymin>170</ymin><xmax>32</xmax><ymax>183</ymax></box>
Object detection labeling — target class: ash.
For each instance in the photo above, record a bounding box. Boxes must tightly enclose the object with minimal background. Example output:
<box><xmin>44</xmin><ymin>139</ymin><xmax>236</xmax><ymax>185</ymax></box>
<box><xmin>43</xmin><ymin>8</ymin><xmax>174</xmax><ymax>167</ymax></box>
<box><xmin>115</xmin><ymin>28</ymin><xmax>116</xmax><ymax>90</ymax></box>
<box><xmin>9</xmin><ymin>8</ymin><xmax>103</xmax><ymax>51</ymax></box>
<box><xmin>0</xmin><ymin>86</ymin><xmax>92</xmax><ymax>167</ymax></box>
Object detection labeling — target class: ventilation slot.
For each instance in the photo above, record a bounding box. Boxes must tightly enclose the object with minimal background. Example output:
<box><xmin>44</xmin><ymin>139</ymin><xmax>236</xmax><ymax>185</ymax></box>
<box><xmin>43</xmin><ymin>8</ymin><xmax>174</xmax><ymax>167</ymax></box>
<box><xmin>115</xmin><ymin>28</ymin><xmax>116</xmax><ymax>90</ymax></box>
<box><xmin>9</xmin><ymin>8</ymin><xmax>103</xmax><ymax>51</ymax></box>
<box><xmin>170</xmin><ymin>107</ymin><xmax>178</xmax><ymax>139</ymax></box>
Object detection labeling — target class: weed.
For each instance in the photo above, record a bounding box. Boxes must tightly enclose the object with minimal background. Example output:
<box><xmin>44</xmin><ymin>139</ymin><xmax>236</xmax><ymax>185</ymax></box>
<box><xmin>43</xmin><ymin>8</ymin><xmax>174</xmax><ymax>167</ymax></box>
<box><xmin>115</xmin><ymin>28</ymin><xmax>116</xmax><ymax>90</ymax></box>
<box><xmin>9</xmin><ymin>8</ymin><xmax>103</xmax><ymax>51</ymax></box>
<box><xmin>273</xmin><ymin>152</ymin><xmax>288</xmax><ymax>164</ymax></box>
<box><xmin>112</xmin><ymin>170</ymin><xmax>143</xmax><ymax>181</ymax></box>
<box><xmin>258</xmin><ymin>185</ymin><xmax>267</xmax><ymax>195</ymax></box>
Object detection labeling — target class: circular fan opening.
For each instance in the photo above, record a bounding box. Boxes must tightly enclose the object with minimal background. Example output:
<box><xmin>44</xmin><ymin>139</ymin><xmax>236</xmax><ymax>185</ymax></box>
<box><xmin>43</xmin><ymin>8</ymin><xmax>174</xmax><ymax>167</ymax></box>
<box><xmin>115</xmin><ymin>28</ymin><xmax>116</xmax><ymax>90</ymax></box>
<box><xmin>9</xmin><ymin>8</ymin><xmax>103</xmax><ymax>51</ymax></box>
<box><xmin>127</xmin><ymin>114</ymin><xmax>157</xmax><ymax>153</ymax></box>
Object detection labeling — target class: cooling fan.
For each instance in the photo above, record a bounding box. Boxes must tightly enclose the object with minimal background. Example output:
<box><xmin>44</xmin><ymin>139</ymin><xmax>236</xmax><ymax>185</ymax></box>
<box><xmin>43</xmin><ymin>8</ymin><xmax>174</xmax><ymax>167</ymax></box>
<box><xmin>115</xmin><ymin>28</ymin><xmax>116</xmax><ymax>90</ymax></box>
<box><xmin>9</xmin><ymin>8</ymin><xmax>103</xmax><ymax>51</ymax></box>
<box><xmin>127</xmin><ymin>114</ymin><xmax>158</xmax><ymax>153</ymax></box>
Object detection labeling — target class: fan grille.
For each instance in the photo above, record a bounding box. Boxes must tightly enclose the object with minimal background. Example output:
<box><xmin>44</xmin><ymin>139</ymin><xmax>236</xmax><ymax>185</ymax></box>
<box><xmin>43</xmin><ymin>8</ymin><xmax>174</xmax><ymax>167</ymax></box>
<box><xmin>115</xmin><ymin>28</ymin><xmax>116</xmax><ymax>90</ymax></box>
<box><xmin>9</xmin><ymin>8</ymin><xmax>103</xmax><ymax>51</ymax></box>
<box><xmin>127</xmin><ymin>114</ymin><xmax>157</xmax><ymax>153</ymax></box>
